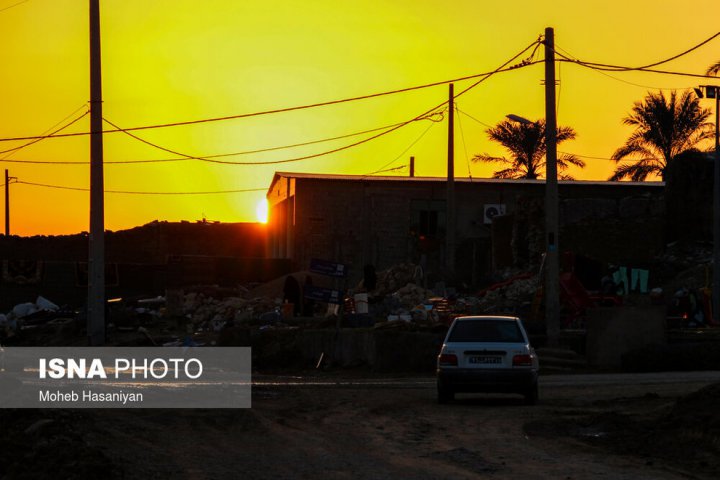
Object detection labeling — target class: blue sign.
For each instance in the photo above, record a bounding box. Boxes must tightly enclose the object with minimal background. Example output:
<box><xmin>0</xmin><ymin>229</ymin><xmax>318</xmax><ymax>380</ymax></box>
<box><xmin>304</xmin><ymin>285</ymin><xmax>343</xmax><ymax>305</ymax></box>
<box><xmin>309</xmin><ymin>258</ymin><xmax>348</xmax><ymax>278</ymax></box>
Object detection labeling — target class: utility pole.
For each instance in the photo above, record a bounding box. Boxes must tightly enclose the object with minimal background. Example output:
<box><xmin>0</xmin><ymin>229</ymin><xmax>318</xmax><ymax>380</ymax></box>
<box><xmin>409</xmin><ymin>156</ymin><xmax>415</xmax><ymax>177</ymax></box>
<box><xmin>446</xmin><ymin>84</ymin><xmax>456</xmax><ymax>280</ymax></box>
<box><xmin>544</xmin><ymin>27</ymin><xmax>560</xmax><ymax>347</ymax></box>
<box><xmin>694</xmin><ymin>85</ymin><xmax>719</xmax><ymax>325</ymax></box>
<box><xmin>714</xmin><ymin>89</ymin><xmax>719</xmax><ymax>325</ymax></box>
<box><xmin>88</xmin><ymin>0</ymin><xmax>105</xmax><ymax>345</ymax></box>
<box><xmin>4</xmin><ymin>169</ymin><xmax>11</xmax><ymax>235</ymax></box>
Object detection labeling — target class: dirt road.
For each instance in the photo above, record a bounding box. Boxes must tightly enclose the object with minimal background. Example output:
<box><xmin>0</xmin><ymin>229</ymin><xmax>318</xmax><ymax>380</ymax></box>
<box><xmin>3</xmin><ymin>371</ymin><xmax>720</xmax><ymax>479</ymax></box>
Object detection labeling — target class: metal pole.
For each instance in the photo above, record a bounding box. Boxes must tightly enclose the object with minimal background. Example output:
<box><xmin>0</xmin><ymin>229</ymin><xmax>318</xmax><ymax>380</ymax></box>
<box><xmin>409</xmin><ymin>156</ymin><xmax>415</xmax><ymax>177</ymax></box>
<box><xmin>544</xmin><ymin>27</ymin><xmax>560</xmax><ymax>347</ymax></box>
<box><xmin>446</xmin><ymin>84</ymin><xmax>456</xmax><ymax>279</ymax></box>
<box><xmin>88</xmin><ymin>0</ymin><xmax>105</xmax><ymax>345</ymax></box>
<box><xmin>4</xmin><ymin>169</ymin><xmax>9</xmax><ymax>235</ymax></box>
<box><xmin>713</xmin><ymin>92</ymin><xmax>720</xmax><ymax>324</ymax></box>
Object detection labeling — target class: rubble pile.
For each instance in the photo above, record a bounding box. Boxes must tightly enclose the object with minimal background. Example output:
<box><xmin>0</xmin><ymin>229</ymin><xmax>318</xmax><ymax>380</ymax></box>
<box><xmin>392</xmin><ymin>283</ymin><xmax>434</xmax><ymax>309</ymax></box>
<box><xmin>475</xmin><ymin>276</ymin><xmax>539</xmax><ymax>314</ymax></box>
<box><xmin>373</xmin><ymin>263</ymin><xmax>424</xmax><ymax>296</ymax></box>
<box><xmin>182</xmin><ymin>292</ymin><xmax>277</xmax><ymax>331</ymax></box>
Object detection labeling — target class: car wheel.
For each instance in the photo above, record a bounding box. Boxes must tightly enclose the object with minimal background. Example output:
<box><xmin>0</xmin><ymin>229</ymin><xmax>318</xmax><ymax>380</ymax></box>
<box><xmin>524</xmin><ymin>383</ymin><xmax>539</xmax><ymax>405</ymax></box>
<box><xmin>437</xmin><ymin>385</ymin><xmax>454</xmax><ymax>404</ymax></box>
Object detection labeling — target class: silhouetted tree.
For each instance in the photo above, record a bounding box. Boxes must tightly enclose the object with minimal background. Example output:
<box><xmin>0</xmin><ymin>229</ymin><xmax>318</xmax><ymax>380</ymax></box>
<box><xmin>473</xmin><ymin>118</ymin><xmax>584</xmax><ymax>180</ymax></box>
<box><xmin>708</xmin><ymin>61</ymin><xmax>720</xmax><ymax>76</ymax></box>
<box><xmin>610</xmin><ymin>91</ymin><xmax>713</xmax><ymax>181</ymax></box>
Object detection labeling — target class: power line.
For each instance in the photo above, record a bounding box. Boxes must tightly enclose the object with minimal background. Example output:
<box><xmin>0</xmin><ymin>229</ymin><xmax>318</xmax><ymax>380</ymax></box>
<box><xmin>1</xmin><ymin>114</ymin><xmax>446</xmax><ymax>165</ymax></box>
<box><xmin>0</xmin><ymin>107</ymin><xmax>89</xmax><ymax>156</ymax></box>
<box><xmin>362</xmin><ymin>113</ymin><xmax>440</xmax><ymax>177</ymax></box>
<box><xmin>103</xmin><ymin>112</ymin><xmax>446</xmax><ymax>165</ymax></box>
<box><xmin>455</xmin><ymin>104</ymin><xmax>473</xmax><ymax>178</ymax></box>
<box><xmin>555</xmin><ymin>31</ymin><xmax>720</xmax><ymax>73</ymax></box>
<box><xmin>565</xmin><ymin>60</ymin><xmax>720</xmax><ymax>80</ymax></box>
<box><xmin>0</xmin><ymin>45</ymin><xmax>542</xmax><ymax>144</ymax></box>
<box><xmin>554</xmin><ymin>44</ymin><xmax>688</xmax><ymax>90</ymax></box>
<box><xmin>106</xmin><ymin>106</ymin><xmax>446</xmax><ymax>166</ymax></box>
<box><xmin>98</xmin><ymin>39</ymin><xmax>542</xmax><ymax>167</ymax></box>
<box><xmin>14</xmin><ymin>180</ymin><xmax>266</xmax><ymax>195</ymax></box>
<box><xmin>0</xmin><ymin>0</ymin><xmax>29</xmax><ymax>14</ymax></box>
<box><xmin>456</xmin><ymin>109</ymin><xmax>494</xmax><ymax>129</ymax></box>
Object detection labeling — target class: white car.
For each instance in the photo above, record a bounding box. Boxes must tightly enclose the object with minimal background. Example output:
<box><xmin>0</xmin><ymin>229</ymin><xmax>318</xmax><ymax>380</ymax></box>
<box><xmin>436</xmin><ymin>315</ymin><xmax>539</xmax><ymax>404</ymax></box>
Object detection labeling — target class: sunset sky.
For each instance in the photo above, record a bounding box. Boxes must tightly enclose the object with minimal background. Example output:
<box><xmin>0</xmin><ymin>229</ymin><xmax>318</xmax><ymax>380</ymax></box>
<box><xmin>0</xmin><ymin>0</ymin><xmax>718</xmax><ymax>236</ymax></box>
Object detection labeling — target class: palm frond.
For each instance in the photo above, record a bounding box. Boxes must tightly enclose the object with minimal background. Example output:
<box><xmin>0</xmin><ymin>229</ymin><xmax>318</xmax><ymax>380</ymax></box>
<box><xmin>708</xmin><ymin>60</ymin><xmax>720</xmax><ymax>76</ymax></box>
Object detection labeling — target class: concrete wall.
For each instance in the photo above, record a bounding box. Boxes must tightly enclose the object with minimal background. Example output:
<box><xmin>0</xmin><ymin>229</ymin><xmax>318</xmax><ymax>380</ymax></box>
<box><xmin>585</xmin><ymin>306</ymin><xmax>666</xmax><ymax>368</ymax></box>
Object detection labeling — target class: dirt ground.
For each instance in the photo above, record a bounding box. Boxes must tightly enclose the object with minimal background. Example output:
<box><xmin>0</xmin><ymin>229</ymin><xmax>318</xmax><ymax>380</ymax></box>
<box><xmin>2</xmin><ymin>371</ymin><xmax>719</xmax><ymax>480</ymax></box>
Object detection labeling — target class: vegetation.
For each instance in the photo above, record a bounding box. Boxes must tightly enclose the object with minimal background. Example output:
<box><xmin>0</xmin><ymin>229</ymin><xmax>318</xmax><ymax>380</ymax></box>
<box><xmin>473</xmin><ymin>118</ymin><xmax>584</xmax><ymax>180</ymax></box>
<box><xmin>708</xmin><ymin>60</ymin><xmax>720</xmax><ymax>76</ymax></box>
<box><xmin>610</xmin><ymin>91</ymin><xmax>713</xmax><ymax>181</ymax></box>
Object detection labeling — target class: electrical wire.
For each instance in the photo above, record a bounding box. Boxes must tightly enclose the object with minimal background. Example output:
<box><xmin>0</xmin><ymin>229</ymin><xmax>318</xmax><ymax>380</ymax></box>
<box><xmin>103</xmin><ymin>35</ymin><xmax>540</xmax><ymax>168</ymax></box>
<box><xmin>102</xmin><ymin>112</ymin><xmax>445</xmax><ymax>165</ymax></box>
<box><xmin>0</xmin><ymin>44</ymin><xmax>542</xmax><ymax>144</ymax></box>
<box><xmin>454</xmin><ymin>104</ymin><xmax>473</xmax><ymax>179</ymax></box>
<box><xmin>554</xmin><ymin>31</ymin><xmax>720</xmax><ymax>73</ymax></box>
<box><xmin>105</xmin><ymin>106</ymin><xmax>446</xmax><ymax>166</ymax></box>
<box><xmin>457</xmin><ymin>109</ymin><xmax>494</xmax><ymax>128</ymax></box>
<box><xmin>14</xmin><ymin>180</ymin><xmax>266</xmax><ymax>195</ymax></box>
<box><xmin>1</xmin><ymin>115</ymin><xmax>443</xmax><ymax>165</ymax></box>
<box><xmin>0</xmin><ymin>0</ymin><xmax>29</xmax><ymax>14</ymax></box>
<box><xmin>554</xmin><ymin>44</ymin><xmax>688</xmax><ymax>90</ymax></box>
<box><xmin>362</xmin><ymin>113</ymin><xmax>440</xmax><ymax>177</ymax></box>
<box><xmin>0</xmin><ymin>106</ymin><xmax>89</xmax><ymax>156</ymax></box>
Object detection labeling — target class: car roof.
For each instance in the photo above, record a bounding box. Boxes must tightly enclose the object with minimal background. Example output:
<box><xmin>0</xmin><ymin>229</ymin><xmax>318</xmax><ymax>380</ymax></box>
<box><xmin>453</xmin><ymin>316</ymin><xmax>520</xmax><ymax>322</ymax></box>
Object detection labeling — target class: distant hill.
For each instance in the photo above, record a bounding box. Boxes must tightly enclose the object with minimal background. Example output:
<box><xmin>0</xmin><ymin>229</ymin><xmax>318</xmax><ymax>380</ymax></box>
<box><xmin>0</xmin><ymin>220</ymin><xmax>269</xmax><ymax>263</ymax></box>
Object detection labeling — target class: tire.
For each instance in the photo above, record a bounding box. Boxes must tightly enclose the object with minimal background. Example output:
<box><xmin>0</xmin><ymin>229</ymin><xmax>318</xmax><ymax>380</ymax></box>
<box><xmin>524</xmin><ymin>383</ymin><xmax>539</xmax><ymax>405</ymax></box>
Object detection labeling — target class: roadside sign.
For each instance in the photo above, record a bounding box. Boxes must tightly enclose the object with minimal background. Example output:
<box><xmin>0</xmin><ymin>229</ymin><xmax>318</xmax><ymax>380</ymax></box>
<box><xmin>309</xmin><ymin>258</ymin><xmax>348</xmax><ymax>278</ymax></box>
<box><xmin>303</xmin><ymin>285</ymin><xmax>343</xmax><ymax>305</ymax></box>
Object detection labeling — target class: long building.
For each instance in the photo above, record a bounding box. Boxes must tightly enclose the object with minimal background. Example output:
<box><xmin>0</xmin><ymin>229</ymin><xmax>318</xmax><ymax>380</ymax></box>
<box><xmin>266</xmin><ymin>172</ymin><xmax>665</xmax><ymax>286</ymax></box>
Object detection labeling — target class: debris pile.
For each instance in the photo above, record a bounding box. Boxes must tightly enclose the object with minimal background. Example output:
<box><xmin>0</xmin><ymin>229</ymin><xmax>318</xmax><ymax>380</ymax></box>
<box><xmin>475</xmin><ymin>276</ymin><xmax>539</xmax><ymax>314</ymax></box>
<box><xmin>373</xmin><ymin>263</ymin><xmax>424</xmax><ymax>296</ymax></box>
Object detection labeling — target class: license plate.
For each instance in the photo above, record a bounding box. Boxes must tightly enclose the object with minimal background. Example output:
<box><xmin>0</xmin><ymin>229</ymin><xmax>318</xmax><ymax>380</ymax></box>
<box><xmin>469</xmin><ymin>356</ymin><xmax>501</xmax><ymax>364</ymax></box>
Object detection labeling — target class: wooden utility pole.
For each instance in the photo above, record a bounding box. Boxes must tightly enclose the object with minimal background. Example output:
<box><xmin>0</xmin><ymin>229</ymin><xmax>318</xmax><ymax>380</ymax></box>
<box><xmin>446</xmin><ymin>84</ymin><xmax>456</xmax><ymax>279</ymax></box>
<box><xmin>88</xmin><ymin>0</ymin><xmax>105</xmax><ymax>345</ymax></box>
<box><xmin>544</xmin><ymin>27</ymin><xmax>560</xmax><ymax>347</ymax></box>
<box><xmin>409</xmin><ymin>156</ymin><xmax>415</xmax><ymax>177</ymax></box>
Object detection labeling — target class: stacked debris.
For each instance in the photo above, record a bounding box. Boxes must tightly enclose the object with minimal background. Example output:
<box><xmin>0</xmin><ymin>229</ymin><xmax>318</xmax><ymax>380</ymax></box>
<box><xmin>373</xmin><ymin>263</ymin><xmax>424</xmax><ymax>296</ymax></box>
<box><xmin>475</xmin><ymin>275</ymin><xmax>539</xmax><ymax>314</ymax></box>
<box><xmin>182</xmin><ymin>292</ymin><xmax>278</xmax><ymax>331</ymax></box>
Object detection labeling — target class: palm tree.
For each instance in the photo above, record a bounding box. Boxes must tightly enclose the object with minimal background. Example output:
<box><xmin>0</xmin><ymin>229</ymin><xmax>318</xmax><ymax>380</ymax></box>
<box><xmin>473</xmin><ymin>118</ymin><xmax>584</xmax><ymax>180</ymax></box>
<box><xmin>708</xmin><ymin>61</ymin><xmax>720</xmax><ymax>76</ymax></box>
<box><xmin>610</xmin><ymin>91</ymin><xmax>713</xmax><ymax>181</ymax></box>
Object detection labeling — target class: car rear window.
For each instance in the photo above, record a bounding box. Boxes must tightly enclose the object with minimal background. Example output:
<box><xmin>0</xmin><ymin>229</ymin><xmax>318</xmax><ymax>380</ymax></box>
<box><xmin>448</xmin><ymin>319</ymin><xmax>525</xmax><ymax>343</ymax></box>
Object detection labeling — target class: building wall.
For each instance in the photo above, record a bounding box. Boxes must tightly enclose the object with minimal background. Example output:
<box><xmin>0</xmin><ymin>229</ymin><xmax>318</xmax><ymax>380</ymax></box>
<box><xmin>268</xmin><ymin>174</ymin><xmax>665</xmax><ymax>286</ymax></box>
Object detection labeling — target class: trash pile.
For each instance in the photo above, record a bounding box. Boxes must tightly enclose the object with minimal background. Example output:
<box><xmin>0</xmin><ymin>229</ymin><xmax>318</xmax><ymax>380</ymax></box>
<box><xmin>0</xmin><ymin>296</ymin><xmax>69</xmax><ymax>332</ymax></box>
<box><xmin>474</xmin><ymin>275</ymin><xmax>539</xmax><ymax>314</ymax></box>
<box><xmin>182</xmin><ymin>292</ymin><xmax>278</xmax><ymax>332</ymax></box>
<box><xmin>0</xmin><ymin>264</ymin><xmax>543</xmax><ymax>345</ymax></box>
<box><xmin>372</xmin><ymin>263</ymin><xmax>425</xmax><ymax>297</ymax></box>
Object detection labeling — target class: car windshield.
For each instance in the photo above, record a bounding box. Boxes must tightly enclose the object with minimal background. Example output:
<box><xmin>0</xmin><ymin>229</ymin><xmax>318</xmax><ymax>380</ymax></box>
<box><xmin>448</xmin><ymin>319</ymin><xmax>525</xmax><ymax>343</ymax></box>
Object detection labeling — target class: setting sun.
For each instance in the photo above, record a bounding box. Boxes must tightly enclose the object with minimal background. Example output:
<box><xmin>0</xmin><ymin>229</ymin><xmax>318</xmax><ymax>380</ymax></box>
<box><xmin>255</xmin><ymin>198</ymin><xmax>268</xmax><ymax>224</ymax></box>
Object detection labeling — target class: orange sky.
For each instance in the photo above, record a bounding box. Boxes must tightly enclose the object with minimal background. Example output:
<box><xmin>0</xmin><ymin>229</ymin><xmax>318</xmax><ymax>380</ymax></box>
<box><xmin>0</xmin><ymin>0</ymin><xmax>718</xmax><ymax>236</ymax></box>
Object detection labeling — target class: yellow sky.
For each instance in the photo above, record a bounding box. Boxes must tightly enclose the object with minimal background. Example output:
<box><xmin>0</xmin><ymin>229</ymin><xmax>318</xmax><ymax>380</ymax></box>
<box><xmin>0</xmin><ymin>0</ymin><xmax>718</xmax><ymax>236</ymax></box>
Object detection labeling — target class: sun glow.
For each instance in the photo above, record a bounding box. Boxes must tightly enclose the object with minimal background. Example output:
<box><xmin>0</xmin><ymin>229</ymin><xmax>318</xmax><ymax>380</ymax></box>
<box><xmin>255</xmin><ymin>199</ymin><xmax>269</xmax><ymax>224</ymax></box>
